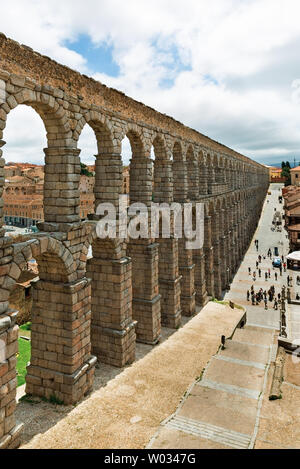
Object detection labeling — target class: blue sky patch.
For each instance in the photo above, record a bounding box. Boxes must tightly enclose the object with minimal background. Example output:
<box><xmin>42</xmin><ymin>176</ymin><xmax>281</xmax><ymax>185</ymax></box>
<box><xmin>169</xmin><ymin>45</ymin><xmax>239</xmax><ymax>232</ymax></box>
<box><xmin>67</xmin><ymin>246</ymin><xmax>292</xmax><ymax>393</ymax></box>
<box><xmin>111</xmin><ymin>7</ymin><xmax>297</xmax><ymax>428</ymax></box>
<box><xmin>64</xmin><ymin>34</ymin><xmax>120</xmax><ymax>76</ymax></box>
<box><xmin>152</xmin><ymin>40</ymin><xmax>192</xmax><ymax>88</ymax></box>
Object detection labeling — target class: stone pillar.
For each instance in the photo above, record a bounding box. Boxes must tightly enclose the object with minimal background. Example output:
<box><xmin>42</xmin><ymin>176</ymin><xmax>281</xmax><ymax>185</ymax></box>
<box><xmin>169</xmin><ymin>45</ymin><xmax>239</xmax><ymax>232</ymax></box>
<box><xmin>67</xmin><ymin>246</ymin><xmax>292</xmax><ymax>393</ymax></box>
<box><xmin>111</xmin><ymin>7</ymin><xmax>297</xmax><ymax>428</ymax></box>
<box><xmin>0</xmin><ymin>309</ymin><xmax>23</xmax><ymax>449</ymax></box>
<box><xmin>178</xmin><ymin>238</ymin><xmax>196</xmax><ymax>316</ymax></box>
<box><xmin>0</xmin><ymin>228</ymin><xmax>22</xmax><ymax>449</ymax></box>
<box><xmin>128</xmin><ymin>155</ymin><xmax>161</xmax><ymax>344</ymax></box>
<box><xmin>154</xmin><ymin>160</ymin><xmax>182</xmax><ymax>328</ymax></box>
<box><xmin>0</xmin><ymin>140</ymin><xmax>5</xmax><ymax>238</ymax></box>
<box><xmin>232</xmin><ymin>203</ymin><xmax>239</xmax><ymax>272</ymax></box>
<box><xmin>215</xmin><ymin>165</ymin><xmax>223</xmax><ymax>184</ymax></box>
<box><xmin>127</xmin><ymin>240</ymin><xmax>161</xmax><ymax>344</ymax></box>
<box><xmin>44</xmin><ymin>148</ymin><xmax>81</xmax><ymax>224</ymax></box>
<box><xmin>219</xmin><ymin>209</ymin><xmax>228</xmax><ymax>290</ymax></box>
<box><xmin>153</xmin><ymin>159</ymin><xmax>173</xmax><ymax>204</ymax></box>
<box><xmin>187</xmin><ymin>159</ymin><xmax>199</xmax><ymax>200</ymax></box>
<box><xmin>130</xmin><ymin>156</ymin><xmax>153</xmax><ymax>206</ymax></box>
<box><xmin>94</xmin><ymin>153</ymin><xmax>122</xmax><ymax>207</ymax></box>
<box><xmin>87</xmin><ymin>240</ymin><xmax>136</xmax><ymax>368</ymax></box>
<box><xmin>198</xmin><ymin>162</ymin><xmax>208</xmax><ymax>196</ymax></box>
<box><xmin>207</xmin><ymin>165</ymin><xmax>216</xmax><ymax>195</ymax></box>
<box><xmin>204</xmin><ymin>215</ymin><xmax>215</xmax><ymax>297</ymax></box>
<box><xmin>26</xmin><ymin>277</ymin><xmax>96</xmax><ymax>405</ymax></box>
<box><xmin>212</xmin><ymin>211</ymin><xmax>222</xmax><ymax>299</ymax></box>
<box><xmin>193</xmin><ymin>246</ymin><xmax>208</xmax><ymax>306</ymax></box>
<box><xmin>158</xmin><ymin>234</ymin><xmax>182</xmax><ymax>328</ymax></box>
<box><xmin>173</xmin><ymin>160</ymin><xmax>188</xmax><ymax>202</ymax></box>
<box><xmin>227</xmin><ymin>208</ymin><xmax>235</xmax><ymax>282</ymax></box>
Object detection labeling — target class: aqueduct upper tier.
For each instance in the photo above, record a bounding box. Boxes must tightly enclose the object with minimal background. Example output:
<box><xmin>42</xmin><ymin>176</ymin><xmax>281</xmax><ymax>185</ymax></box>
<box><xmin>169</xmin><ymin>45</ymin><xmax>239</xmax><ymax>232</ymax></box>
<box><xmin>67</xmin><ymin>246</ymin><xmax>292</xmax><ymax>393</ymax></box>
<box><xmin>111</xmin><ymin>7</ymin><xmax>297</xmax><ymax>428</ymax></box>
<box><xmin>0</xmin><ymin>33</ymin><xmax>269</xmax><ymax>449</ymax></box>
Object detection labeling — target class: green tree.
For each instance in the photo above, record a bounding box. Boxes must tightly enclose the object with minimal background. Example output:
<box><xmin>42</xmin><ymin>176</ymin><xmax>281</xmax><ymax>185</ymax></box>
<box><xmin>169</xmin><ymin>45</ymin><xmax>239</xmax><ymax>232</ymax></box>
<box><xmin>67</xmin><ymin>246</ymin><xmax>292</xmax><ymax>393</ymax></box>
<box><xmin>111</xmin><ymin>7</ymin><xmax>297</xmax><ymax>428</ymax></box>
<box><xmin>80</xmin><ymin>162</ymin><xmax>93</xmax><ymax>177</ymax></box>
<box><xmin>281</xmin><ymin>164</ymin><xmax>291</xmax><ymax>186</ymax></box>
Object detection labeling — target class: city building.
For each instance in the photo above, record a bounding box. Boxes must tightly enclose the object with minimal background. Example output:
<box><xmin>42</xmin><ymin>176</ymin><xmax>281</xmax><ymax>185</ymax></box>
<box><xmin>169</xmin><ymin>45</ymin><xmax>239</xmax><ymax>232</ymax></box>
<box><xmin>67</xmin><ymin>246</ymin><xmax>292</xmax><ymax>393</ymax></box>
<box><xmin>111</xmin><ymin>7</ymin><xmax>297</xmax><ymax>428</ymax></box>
<box><xmin>283</xmin><ymin>186</ymin><xmax>300</xmax><ymax>252</ymax></box>
<box><xmin>3</xmin><ymin>163</ymin><xmax>130</xmax><ymax>227</ymax></box>
<box><xmin>265</xmin><ymin>165</ymin><xmax>286</xmax><ymax>183</ymax></box>
<box><xmin>291</xmin><ymin>165</ymin><xmax>300</xmax><ymax>187</ymax></box>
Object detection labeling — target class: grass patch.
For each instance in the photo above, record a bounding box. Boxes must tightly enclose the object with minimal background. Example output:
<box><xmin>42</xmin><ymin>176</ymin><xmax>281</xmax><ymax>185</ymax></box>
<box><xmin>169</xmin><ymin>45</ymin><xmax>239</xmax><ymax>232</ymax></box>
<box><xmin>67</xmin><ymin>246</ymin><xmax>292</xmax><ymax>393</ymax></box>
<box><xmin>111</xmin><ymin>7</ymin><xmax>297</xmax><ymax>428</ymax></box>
<box><xmin>211</xmin><ymin>299</ymin><xmax>244</xmax><ymax>310</ymax></box>
<box><xmin>212</xmin><ymin>299</ymin><xmax>228</xmax><ymax>306</ymax></box>
<box><xmin>17</xmin><ymin>338</ymin><xmax>31</xmax><ymax>387</ymax></box>
<box><xmin>19</xmin><ymin>322</ymin><xmax>32</xmax><ymax>332</ymax></box>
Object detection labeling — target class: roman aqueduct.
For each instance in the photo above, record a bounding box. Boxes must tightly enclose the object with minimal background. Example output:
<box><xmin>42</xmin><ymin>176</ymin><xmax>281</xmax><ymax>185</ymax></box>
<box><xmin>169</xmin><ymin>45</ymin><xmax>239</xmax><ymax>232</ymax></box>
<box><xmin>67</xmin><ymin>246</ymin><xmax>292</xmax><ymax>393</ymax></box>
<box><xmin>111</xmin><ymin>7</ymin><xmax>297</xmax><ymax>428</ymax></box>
<box><xmin>0</xmin><ymin>34</ymin><xmax>269</xmax><ymax>448</ymax></box>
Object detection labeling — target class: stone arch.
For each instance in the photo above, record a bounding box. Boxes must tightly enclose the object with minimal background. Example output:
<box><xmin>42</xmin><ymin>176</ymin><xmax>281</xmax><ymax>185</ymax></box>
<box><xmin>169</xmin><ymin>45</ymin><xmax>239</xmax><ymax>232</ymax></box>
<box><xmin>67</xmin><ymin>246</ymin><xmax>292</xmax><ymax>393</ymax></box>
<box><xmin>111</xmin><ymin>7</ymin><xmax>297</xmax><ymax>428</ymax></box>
<box><xmin>173</xmin><ymin>141</ymin><xmax>184</xmax><ymax>161</ymax></box>
<box><xmin>186</xmin><ymin>144</ymin><xmax>195</xmax><ymax>161</ymax></box>
<box><xmin>1</xmin><ymin>88</ymin><xmax>71</xmax><ymax>147</ymax></box>
<box><xmin>74</xmin><ymin>111</ymin><xmax>115</xmax><ymax>154</ymax></box>
<box><xmin>7</xmin><ymin>236</ymin><xmax>75</xmax><ymax>290</ymax></box>
<box><xmin>151</xmin><ymin>134</ymin><xmax>168</xmax><ymax>161</ymax></box>
<box><xmin>121</xmin><ymin>123</ymin><xmax>146</xmax><ymax>158</ymax></box>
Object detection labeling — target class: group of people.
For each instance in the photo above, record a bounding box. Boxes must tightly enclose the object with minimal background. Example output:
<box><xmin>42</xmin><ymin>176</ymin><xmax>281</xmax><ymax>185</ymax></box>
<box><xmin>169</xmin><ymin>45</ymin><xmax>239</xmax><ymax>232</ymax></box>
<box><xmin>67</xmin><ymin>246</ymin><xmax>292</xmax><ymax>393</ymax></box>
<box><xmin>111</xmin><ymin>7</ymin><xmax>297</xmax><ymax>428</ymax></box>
<box><xmin>246</xmin><ymin>237</ymin><xmax>288</xmax><ymax>310</ymax></box>
<box><xmin>247</xmin><ymin>285</ymin><xmax>280</xmax><ymax>310</ymax></box>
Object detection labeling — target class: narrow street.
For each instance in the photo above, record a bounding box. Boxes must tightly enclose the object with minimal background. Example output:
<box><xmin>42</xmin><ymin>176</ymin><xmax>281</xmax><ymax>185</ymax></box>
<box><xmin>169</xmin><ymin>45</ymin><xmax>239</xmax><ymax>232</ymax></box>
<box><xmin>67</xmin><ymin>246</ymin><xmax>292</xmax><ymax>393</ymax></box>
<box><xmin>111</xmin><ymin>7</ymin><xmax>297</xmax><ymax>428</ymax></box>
<box><xmin>225</xmin><ymin>182</ymin><xmax>292</xmax><ymax>331</ymax></box>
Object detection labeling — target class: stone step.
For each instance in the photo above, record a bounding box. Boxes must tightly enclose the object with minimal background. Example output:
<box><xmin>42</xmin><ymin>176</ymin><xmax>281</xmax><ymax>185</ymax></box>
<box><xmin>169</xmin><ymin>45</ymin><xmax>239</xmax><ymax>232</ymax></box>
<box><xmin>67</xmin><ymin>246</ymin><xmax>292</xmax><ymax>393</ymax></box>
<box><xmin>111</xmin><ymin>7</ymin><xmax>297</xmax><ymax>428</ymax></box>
<box><xmin>215</xmin><ymin>354</ymin><xmax>266</xmax><ymax>370</ymax></box>
<box><xmin>198</xmin><ymin>378</ymin><xmax>260</xmax><ymax>400</ymax></box>
<box><xmin>221</xmin><ymin>339</ymin><xmax>270</xmax><ymax>364</ymax></box>
<box><xmin>165</xmin><ymin>415</ymin><xmax>251</xmax><ymax>449</ymax></box>
<box><xmin>232</xmin><ymin>327</ymin><xmax>273</xmax><ymax>346</ymax></box>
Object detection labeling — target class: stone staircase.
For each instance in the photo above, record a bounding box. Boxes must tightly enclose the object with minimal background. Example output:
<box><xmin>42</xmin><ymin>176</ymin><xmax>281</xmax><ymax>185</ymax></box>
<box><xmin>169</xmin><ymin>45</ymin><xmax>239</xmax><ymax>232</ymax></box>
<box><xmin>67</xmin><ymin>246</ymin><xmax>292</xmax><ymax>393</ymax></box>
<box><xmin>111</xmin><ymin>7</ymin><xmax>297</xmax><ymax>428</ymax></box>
<box><xmin>149</xmin><ymin>325</ymin><xmax>276</xmax><ymax>449</ymax></box>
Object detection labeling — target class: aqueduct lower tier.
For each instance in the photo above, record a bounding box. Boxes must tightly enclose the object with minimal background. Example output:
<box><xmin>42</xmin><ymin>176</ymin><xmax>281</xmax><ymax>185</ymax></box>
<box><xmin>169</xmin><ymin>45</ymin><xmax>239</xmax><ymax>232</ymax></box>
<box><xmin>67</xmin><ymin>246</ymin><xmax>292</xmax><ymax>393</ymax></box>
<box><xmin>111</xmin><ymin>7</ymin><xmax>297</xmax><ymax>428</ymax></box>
<box><xmin>0</xmin><ymin>34</ymin><xmax>269</xmax><ymax>449</ymax></box>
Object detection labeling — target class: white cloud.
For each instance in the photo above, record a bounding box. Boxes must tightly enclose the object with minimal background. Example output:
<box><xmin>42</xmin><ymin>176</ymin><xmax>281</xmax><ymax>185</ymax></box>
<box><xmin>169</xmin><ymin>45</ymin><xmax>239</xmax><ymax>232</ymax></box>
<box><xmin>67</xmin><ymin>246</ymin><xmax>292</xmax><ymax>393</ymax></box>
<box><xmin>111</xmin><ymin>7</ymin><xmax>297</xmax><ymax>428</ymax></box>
<box><xmin>2</xmin><ymin>0</ymin><xmax>300</xmax><ymax>166</ymax></box>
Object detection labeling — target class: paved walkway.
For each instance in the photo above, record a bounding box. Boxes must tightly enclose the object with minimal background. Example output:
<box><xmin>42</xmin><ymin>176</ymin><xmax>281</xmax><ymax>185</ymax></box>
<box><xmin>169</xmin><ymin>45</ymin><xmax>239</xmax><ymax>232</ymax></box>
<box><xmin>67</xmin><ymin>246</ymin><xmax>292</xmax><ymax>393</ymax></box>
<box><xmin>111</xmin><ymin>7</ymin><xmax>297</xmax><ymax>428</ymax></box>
<box><xmin>149</xmin><ymin>184</ymin><xmax>291</xmax><ymax>450</ymax></box>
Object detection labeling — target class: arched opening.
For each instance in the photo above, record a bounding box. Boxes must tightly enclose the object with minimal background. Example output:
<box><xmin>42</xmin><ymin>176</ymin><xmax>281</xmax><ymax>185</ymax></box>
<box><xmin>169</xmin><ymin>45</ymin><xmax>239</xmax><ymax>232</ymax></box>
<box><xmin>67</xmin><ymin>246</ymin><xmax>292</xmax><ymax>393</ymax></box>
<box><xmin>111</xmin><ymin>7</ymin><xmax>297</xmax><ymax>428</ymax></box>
<box><xmin>77</xmin><ymin>123</ymin><xmax>97</xmax><ymax>221</ymax></box>
<box><xmin>2</xmin><ymin>105</ymin><xmax>46</xmax><ymax>232</ymax></box>
<box><xmin>152</xmin><ymin>135</ymin><xmax>171</xmax><ymax>204</ymax></box>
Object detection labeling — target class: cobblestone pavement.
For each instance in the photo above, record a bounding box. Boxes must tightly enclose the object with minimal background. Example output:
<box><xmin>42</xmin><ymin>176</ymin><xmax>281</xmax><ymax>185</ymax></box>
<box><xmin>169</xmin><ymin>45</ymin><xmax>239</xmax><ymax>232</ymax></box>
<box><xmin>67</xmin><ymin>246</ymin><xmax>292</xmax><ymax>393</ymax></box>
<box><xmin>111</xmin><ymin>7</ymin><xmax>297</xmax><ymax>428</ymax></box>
<box><xmin>150</xmin><ymin>184</ymin><xmax>296</xmax><ymax>450</ymax></box>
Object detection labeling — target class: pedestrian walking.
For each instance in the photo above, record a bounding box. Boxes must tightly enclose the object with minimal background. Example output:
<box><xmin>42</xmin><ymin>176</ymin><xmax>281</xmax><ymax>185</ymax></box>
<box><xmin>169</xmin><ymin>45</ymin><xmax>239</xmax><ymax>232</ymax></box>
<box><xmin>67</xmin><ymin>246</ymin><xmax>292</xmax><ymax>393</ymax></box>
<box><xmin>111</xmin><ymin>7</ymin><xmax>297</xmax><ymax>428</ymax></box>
<box><xmin>259</xmin><ymin>269</ymin><xmax>261</xmax><ymax>278</ymax></box>
<box><xmin>253</xmin><ymin>272</ymin><xmax>256</xmax><ymax>281</ymax></box>
<box><xmin>247</xmin><ymin>290</ymin><xmax>250</xmax><ymax>301</ymax></box>
<box><xmin>268</xmin><ymin>269</ymin><xmax>271</xmax><ymax>279</ymax></box>
<box><xmin>274</xmin><ymin>299</ymin><xmax>278</xmax><ymax>310</ymax></box>
<box><xmin>275</xmin><ymin>272</ymin><xmax>278</xmax><ymax>281</ymax></box>
<box><xmin>248</xmin><ymin>267</ymin><xmax>251</xmax><ymax>275</ymax></box>
<box><xmin>283</xmin><ymin>262</ymin><xmax>287</xmax><ymax>272</ymax></box>
<box><xmin>264</xmin><ymin>298</ymin><xmax>268</xmax><ymax>310</ymax></box>
<box><xmin>280</xmin><ymin>266</ymin><xmax>283</xmax><ymax>276</ymax></box>
<box><xmin>265</xmin><ymin>272</ymin><xmax>268</xmax><ymax>281</ymax></box>
<box><xmin>256</xmin><ymin>261</ymin><xmax>259</xmax><ymax>269</ymax></box>
<box><xmin>258</xmin><ymin>255</ymin><xmax>262</xmax><ymax>263</ymax></box>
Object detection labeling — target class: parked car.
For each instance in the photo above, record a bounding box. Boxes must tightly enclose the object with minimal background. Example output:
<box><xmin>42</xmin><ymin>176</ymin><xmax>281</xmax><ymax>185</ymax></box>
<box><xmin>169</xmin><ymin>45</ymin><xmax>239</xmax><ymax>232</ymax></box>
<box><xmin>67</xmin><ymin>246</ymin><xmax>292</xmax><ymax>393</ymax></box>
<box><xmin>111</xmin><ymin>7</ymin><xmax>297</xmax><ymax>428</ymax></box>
<box><xmin>273</xmin><ymin>257</ymin><xmax>282</xmax><ymax>268</ymax></box>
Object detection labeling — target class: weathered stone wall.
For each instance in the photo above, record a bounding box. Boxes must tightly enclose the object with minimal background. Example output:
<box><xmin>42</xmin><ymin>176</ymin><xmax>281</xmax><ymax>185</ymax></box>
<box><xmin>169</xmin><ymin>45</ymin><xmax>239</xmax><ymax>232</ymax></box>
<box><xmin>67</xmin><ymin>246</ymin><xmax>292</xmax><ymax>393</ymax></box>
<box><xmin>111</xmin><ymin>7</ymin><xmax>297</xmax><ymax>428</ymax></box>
<box><xmin>0</xmin><ymin>33</ymin><xmax>269</xmax><ymax>449</ymax></box>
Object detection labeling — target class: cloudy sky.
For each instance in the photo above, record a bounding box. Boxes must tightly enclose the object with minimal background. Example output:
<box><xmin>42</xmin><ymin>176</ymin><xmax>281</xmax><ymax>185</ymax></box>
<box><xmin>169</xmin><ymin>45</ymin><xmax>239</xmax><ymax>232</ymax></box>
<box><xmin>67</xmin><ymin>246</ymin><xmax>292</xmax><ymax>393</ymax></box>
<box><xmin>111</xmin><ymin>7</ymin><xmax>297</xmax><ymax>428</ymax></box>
<box><xmin>1</xmin><ymin>0</ymin><xmax>300</xmax><ymax>167</ymax></box>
